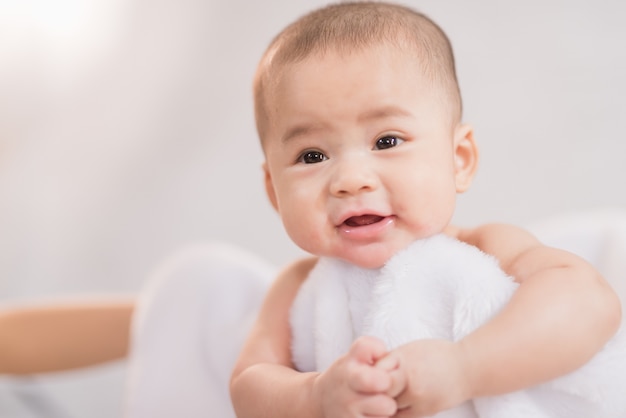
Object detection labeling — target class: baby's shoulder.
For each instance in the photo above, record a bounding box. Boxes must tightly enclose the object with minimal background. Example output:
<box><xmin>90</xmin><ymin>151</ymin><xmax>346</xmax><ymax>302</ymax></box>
<box><xmin>266</xmin><ymin>256</ymin><xmax>319</xmax><ymax>304</ymax></box>
<box><xmin>281</xmin><ymin>256</ymin><xmax>319</xmax><ymax>283</ymax></box>
<box><xmin>451</xmin><ymin>222</ymin><xmax>537</xmax><ymax>248</ymax></box>
<box><xmin>450</xmin><ymin>223</ymin><xmax>542</xmax><ymax>268</ymax></box>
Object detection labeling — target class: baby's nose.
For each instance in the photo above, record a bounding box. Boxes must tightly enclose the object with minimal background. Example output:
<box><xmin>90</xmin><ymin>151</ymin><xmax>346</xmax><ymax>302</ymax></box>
<box><xmin>329</xmin><ymin>158</ymin><xmax>379</xmax><ymax>196</ymax></box>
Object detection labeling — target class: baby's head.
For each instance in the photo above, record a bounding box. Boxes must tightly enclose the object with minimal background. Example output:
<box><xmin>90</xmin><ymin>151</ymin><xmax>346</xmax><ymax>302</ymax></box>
<box><xmin>254</xmin><ymin>1</ymin><xmax>462</xmax><ymax>145</ymax></box>
<box><xmin>256</xmin><ymin>2</ymin><xmax>478</xmax><ymax>268</ymax></box>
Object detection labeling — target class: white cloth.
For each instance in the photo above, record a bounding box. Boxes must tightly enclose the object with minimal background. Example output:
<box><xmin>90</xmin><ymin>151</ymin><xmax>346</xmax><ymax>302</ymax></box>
<box><xmin>290</xmin><ymin>234</ymin><xmax>626</xmax><ymax>417</ymax></box>
<box><xmin>125</xmin><ymin>243</ymin><xmax>275</xmax><ymax>418</ymax></box>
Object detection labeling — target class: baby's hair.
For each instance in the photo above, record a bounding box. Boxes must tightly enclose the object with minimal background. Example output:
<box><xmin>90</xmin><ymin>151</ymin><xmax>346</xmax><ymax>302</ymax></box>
<box><xmin>254</xmin><ymin>1</ymin><xmax>462</xmax><ymax>144</ymax></box>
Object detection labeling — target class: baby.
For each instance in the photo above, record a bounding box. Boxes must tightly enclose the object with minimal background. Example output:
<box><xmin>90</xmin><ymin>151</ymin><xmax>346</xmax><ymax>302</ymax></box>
<box><xmin>0</xmin><ymin>2</ymin><xmax>621</xmax><ymax>417</ymax></box>
<box><xmin>230</xmin><ymin>2</ymin><xmax>622</xmax><ymax>417</ymax></box>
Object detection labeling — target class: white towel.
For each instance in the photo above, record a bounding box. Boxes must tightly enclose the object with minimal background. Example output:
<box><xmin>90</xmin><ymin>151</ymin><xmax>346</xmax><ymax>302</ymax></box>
<box><xmin>290</xmin><ymin>234</ymin><xmax>626</xmax><ymax>417</ymax></box>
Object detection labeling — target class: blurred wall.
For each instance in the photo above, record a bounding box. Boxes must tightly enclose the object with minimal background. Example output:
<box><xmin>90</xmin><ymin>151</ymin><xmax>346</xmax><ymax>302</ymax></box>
<box><xmin>1</xmin><ymin>0</ymin><xmax>625</xmax><ymax>301</ymax></box>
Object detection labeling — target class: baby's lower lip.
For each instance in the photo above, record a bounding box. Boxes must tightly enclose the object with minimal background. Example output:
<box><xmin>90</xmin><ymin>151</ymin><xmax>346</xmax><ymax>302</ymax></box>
<box><xmin>338</xmin><ymin>215</ymin><xmax>395</xmax><ymax>240</ymax></box>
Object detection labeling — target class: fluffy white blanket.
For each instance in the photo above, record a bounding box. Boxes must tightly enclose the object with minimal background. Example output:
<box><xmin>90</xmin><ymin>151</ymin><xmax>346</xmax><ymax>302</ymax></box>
<box><xmin>290</xmin><ymin>234</ymin><xmax>626</xmax><ymax>417</ymax></box>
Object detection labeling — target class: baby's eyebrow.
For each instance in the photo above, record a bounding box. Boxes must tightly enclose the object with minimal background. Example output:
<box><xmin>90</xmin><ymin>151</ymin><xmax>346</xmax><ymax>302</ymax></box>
<box><xmin>358</xmin><ymin>106</ymin><xmax>412</xmax><ymax>122</ymax></box>
<box><xmin>281</xmin><ymin>123</ymin><xmax>327</xmax><ymax>144</ymax></box>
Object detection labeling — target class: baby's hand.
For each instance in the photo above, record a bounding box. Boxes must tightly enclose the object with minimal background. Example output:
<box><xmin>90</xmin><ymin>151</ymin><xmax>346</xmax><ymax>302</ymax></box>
<box><xmin>312</xmin><ymin>335</ymin><xmax>398</xmax><ymax>418</ymax></box>
<box><xmin>375</xmin><ymin>339</ymin><xmax>471</xmax><ymax>417</ymax></box>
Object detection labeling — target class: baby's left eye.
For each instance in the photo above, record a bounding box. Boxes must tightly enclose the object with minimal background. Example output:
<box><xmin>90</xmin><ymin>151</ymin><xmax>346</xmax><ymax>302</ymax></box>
<box><xmin>374</xmin><ymin>136</ymin><xmax>403</xmax><ymax>150</ymax></box>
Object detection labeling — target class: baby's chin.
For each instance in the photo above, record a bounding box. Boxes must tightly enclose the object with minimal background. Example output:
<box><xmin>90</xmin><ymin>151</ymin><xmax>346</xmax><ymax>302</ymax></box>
<box><xmin>336</xmin><ymin>248</ymin><xmax>399</xmax><ymax>270</ymax></box>
<box><xmin>335</xmin><ymin>236</ymin><xmax>437</xmax><ymax>269</ymax></box>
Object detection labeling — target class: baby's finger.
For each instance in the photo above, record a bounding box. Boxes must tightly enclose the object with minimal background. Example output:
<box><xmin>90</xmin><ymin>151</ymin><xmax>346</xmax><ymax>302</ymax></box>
<box><xmin>395</xmin><ymin>391</ymin><xmax>413</xmax><ymax>411</ymax></box>
<box><xmin>350</xmin><ymin>335</ymin><xmax>388</xmax><ymax>365</ymax></box>
<box><xmin>357</xmin><ymin>393</ymin><xmax>397</xmax><ymax>417</ymax></box>
<box><xmin>386</xmin><ymin>368</ymin><xmax>406</xmax><ymax>398</ymax></box>
<box><xmin>391</xmin><ymin>405</ymin><xmax>413</xmax><ymax>418</ymax></box>
<box><xmin>374</xmin><ymin>352</ymin><xmax>399</xmax><ymax>372</ymax></box>
<box><xmin>348</xmin><ymin>363</ymin><xmax>392</xmax><ymax>393</ymax></box>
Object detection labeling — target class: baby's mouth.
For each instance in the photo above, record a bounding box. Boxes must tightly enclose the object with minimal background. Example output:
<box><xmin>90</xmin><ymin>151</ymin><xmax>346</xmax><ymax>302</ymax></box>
<box><xmin>344</xmin><ymin>215</ymin><xmax>385</xmax><ymax>227</ymax></box>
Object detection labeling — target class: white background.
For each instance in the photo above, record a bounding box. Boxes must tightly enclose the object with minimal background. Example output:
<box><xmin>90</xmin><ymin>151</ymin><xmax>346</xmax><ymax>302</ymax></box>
<box><xmin>0</xmin><ymin>0</ymin><xmax>625</xmax><ymax>416</ymax></box>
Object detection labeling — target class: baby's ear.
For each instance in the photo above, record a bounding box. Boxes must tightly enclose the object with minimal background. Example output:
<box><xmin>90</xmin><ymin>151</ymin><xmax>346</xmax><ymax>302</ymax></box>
<box><xmin>263</xmin><ymin>163</ymin><xmax>279</xmax><ymax>212</ymax></box>
<box><xmin>453</xmin><ymin>124</ymin><xmax>479</xmax><ymax>193</ymax></box>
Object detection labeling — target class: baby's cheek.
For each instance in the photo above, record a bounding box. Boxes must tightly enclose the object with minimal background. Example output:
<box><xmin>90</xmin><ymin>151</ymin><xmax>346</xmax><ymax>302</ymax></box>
<box><xmin>283</xmin><ymin>217</ymin><xmax>324</xmax><ymax>253</ymax></box>
<box><xmin>300</xmin><ymin>230</ymin><xmax>326</xmax><ymax>254</ymax></box>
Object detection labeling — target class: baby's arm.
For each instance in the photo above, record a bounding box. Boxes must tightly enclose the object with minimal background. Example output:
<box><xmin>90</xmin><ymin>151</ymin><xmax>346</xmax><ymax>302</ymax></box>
<box><xmin>0</xmin><ymin>299</ymin><xmax>133</xmax><ymax>374</ymax></box>
<box><xmin>378</xmin><ymin>224</ymin><xmax>621</xmax><ymax>416</ymax></box>
<box><xmin>459</xmin><ymin>223</ymin><xmax>620</xmax><ymax>393</ymax></box>
<box><xmin>230</xmin><ymin>257</ymin><xmax>397</xmax><ymax>418</ymax></box>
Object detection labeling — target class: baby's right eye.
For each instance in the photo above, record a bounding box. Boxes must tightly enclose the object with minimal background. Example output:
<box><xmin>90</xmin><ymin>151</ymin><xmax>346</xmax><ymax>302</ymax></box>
<box><xmin>297</xmin><ymin>150</ymin><xmax>328</xmax><ymax>164</ymax></box>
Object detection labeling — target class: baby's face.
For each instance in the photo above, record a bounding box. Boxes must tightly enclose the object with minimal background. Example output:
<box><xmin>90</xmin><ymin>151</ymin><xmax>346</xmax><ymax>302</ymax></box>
<box><xmin>262</xmin><ymin>45</ymin><xmax>476</xmax><ymax>268</ymax></box>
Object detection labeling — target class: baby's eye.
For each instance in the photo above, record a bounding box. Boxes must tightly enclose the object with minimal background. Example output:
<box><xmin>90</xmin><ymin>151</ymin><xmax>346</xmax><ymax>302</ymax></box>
<box><xmin>374</xmin><ymin>136</ymin><xmax>403</xmax><ymax>150</ymax></box>
<box><xmin>298</xmin><ymin>150</ymin><xmax>328</xmax><ymax>164</ymax></box>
